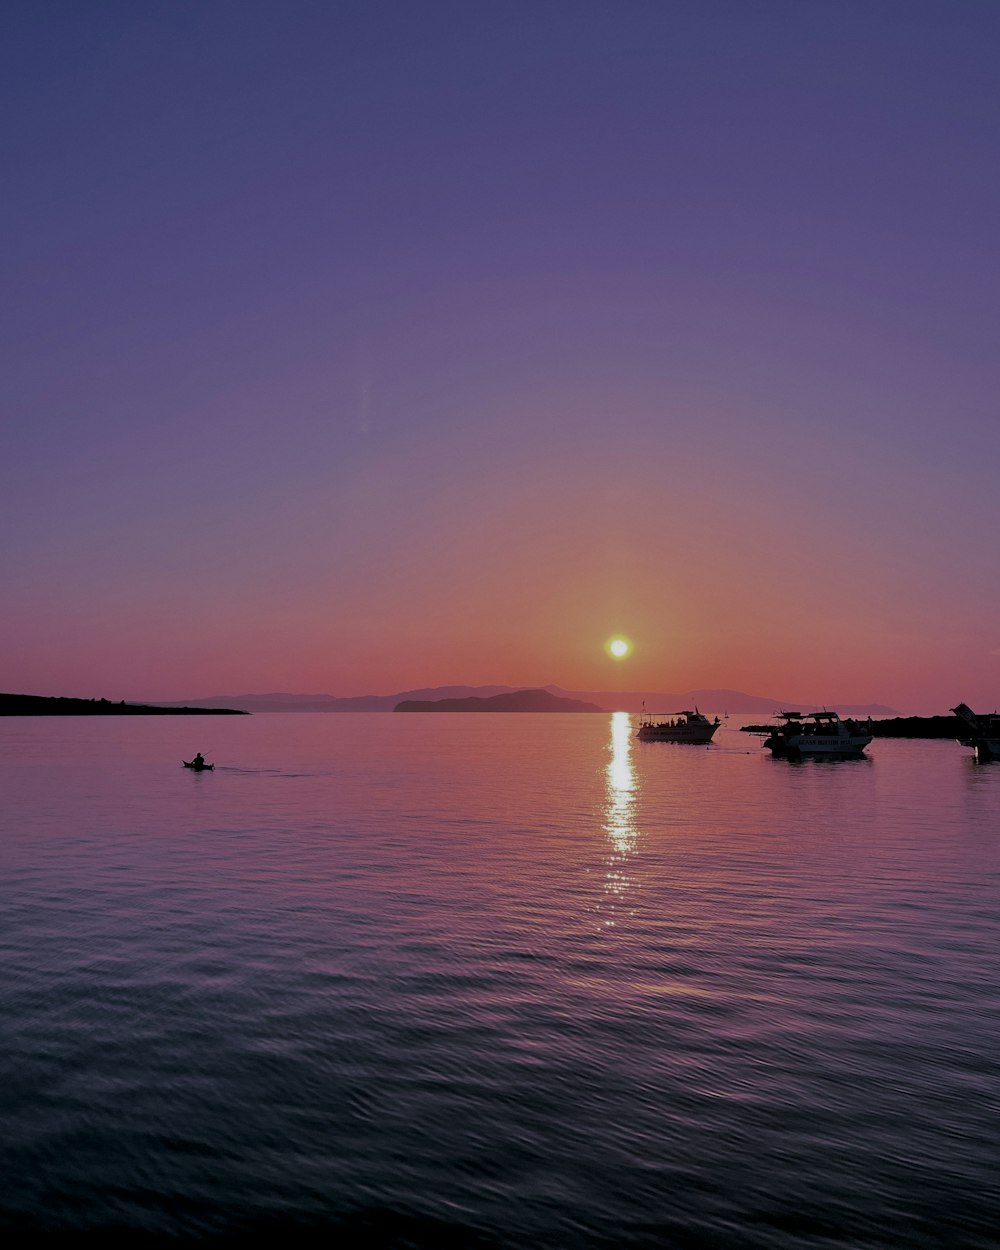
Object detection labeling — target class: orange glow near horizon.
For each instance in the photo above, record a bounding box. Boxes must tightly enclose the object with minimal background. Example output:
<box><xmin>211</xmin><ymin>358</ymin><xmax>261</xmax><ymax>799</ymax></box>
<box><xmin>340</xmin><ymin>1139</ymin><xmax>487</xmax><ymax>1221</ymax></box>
<box><xmin>4</xmin><ymin>6</ymin><xmax>1000</xmax><ymax>720</ymax></box>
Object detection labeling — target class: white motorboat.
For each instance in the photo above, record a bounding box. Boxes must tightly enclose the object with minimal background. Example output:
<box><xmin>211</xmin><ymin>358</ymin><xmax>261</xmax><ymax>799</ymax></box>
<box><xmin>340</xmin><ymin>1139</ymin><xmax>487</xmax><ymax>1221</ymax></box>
<box><xmin>636</xmin><ymin>708</ymin><xmax>720</xmax><ymax>744</ymax></box>
<box><xmin>951</xmin><ymin>703</ymin><xmax>1000</xmax><ymax>761</ymax></box>
<box><xmin>756</xmin><ymin>710</ymin><xmax>873</xmax><ymax>759</ymax></box>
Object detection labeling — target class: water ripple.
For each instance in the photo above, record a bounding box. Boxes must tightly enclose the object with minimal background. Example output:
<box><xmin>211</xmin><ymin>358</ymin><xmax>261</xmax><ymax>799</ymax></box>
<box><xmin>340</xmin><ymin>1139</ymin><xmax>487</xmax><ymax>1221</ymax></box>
<box><xmin>1</xmin><ymin>716</ymin><xmax>998</xmax><ymax>1246</ymax></box>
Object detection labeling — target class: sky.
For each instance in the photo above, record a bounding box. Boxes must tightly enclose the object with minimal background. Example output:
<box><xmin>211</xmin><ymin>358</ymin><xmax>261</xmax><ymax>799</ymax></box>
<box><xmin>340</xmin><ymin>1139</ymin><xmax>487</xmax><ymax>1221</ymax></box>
<box><xmin>3</xmin><ymin>0</ymin><xmax>999</xmax><ymax>713</ymax></box>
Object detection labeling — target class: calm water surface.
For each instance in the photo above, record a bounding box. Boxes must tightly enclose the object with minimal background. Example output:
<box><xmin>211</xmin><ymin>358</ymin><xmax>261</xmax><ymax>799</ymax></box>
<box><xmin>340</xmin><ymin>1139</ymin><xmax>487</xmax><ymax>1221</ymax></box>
<box><xmin>1</xmin><ymin>714</ymin><xmax>998</xmax><ymax>1247</ymax></box>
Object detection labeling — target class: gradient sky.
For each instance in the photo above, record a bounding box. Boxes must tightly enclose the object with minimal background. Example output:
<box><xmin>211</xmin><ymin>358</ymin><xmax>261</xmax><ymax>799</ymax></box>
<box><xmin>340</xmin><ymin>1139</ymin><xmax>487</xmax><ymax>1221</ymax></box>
<box><xmin>3</xmin><ymin>0</ymin><xmax>999</xmax><ymax>713</ymax></box>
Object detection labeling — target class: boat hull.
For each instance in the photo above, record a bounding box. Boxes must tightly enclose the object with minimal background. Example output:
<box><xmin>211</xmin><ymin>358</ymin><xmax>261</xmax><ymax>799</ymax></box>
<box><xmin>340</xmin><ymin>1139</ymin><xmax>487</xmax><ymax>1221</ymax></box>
<box><xmin>637</xmin><ymin>725</ymin><xmax>719</xmax><ymax>744</ymax></box>
<box><xmin>764</xmin><ymin>735</ymin><xmax>870</xmax><ymax>759</ymax></box>
<box><xmin>636</xmin><ymin>710</ymin><xmax>720</xmax><ymax>744</ymax></box>
<box><xmin>759</xmin><ymin>711</ymin><xmax>873</xmax><ymax>760</ymax></box>
<box><xmin>951</xmin><ymin>703</ymin><xmax>1000</xmax><ymax>760</ymax></box>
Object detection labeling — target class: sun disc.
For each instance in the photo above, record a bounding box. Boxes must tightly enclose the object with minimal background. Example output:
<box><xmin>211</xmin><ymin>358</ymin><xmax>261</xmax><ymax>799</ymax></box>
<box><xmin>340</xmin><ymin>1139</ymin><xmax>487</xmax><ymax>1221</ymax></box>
<box><xmin>607</xmin><ymin>637</ymin><xmax>631</xmax><ymax>659</ymax></box>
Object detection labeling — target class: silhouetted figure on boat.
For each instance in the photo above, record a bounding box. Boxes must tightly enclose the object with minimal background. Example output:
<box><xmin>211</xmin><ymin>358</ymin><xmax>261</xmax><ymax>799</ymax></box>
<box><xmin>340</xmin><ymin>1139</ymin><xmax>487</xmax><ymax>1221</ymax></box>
<box><xmin>182</xmin><ymin>752</ymin><xmax>213</xmax><ymax>770</ymax></box>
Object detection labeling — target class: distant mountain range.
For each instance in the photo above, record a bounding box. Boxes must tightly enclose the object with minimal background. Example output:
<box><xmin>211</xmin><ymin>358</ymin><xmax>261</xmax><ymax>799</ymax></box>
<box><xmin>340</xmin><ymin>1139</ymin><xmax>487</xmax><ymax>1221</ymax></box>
<box><xmin>155</xmin><ymin>686</ymin><xmax>516</xmax><ymax>713</ymax></box>
<box><xmin>157</xmin><ymin>685</ymin><xmax>898</xmax><ymax>717</ymax></box>
<box><xmin>543</xmin><ymin>686</ymin><xmax>898</xmax><ymax>717</ymax></box>
<box><xmin>396</xmin><ymin>689</ymin><xmax>602</xmax><ymax>713</ymax></box>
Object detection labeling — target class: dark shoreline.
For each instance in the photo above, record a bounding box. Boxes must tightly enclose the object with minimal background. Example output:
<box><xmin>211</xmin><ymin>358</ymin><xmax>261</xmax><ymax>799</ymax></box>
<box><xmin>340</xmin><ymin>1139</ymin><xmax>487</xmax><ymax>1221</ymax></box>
<box><xmin>1</xmin><ymin>694</ymin><xmax>247</xmax><ymax>716</ymax></box>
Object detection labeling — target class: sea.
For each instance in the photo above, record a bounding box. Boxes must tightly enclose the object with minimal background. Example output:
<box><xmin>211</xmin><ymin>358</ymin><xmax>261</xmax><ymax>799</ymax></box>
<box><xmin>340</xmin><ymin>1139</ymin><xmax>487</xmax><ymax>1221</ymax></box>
<box><xmin>1</xmin><ymin>713</ymin><xmax>998</xmax><ymax>1249</ymax></box>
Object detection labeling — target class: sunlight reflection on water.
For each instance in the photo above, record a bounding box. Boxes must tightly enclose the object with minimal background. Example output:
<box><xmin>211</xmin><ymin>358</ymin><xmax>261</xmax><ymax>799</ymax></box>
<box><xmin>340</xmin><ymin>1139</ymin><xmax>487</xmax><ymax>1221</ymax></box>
<box><xmin>602</xmin><ymin>711</ymin><xmax>638</xmax><ymax>925</ymax></box>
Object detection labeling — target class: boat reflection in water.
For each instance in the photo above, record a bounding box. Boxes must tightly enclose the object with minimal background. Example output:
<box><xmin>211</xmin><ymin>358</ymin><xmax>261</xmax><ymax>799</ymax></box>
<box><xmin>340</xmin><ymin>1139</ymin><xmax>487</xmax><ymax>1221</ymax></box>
<box><xmin>602</xmin><ymin>712</ymin><xmax>639</xmax><ymax>926</ymax></box>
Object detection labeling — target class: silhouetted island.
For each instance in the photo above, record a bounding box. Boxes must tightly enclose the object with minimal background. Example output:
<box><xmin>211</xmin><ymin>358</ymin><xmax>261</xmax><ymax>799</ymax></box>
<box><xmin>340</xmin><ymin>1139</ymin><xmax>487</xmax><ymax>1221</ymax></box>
<box><xmin>395</xmin><ymin>688</ymin><xmax>603</xmax><ymax>713</ymax></box>
<box><xmin>1</xmin><ymin>693</ymin><xmax>247</xmax><ymax>716</ymax></box>
<box><xmin>163</xmin><ymin>686</ymin><xmax>898</xmax><ymax>715</ymax></box>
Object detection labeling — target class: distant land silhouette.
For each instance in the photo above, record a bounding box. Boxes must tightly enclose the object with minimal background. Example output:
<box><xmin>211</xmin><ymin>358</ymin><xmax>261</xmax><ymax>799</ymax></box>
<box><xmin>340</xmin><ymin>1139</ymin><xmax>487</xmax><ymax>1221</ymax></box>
<box><xmin>542</xmin><ymin>686</ymin><xmax>898</xmax><ymax>717</ymax></box>
<box><xmin>154</xmin><ymin>686</ymin><xmax>516</xmax><ymax>713</ymax></box>
<box><xmin>395</xmin><ymin>689</ymin><xmax>603</xmax><ymax>713</ymax></box>
<box><xmin>161</xmin><ymin>685</ymin><xmax>899</xmax><ymax>716</ymax></box>
<box><xmin>1</xmin><ymin>694</ymin><xmax>246</xmax><ymax>716</ymax></box>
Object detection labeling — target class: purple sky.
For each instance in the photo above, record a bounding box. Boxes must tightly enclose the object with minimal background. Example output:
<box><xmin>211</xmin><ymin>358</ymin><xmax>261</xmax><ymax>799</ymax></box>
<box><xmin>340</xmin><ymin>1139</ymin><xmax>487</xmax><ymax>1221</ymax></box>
<box><xmin>3</xmin><ymin>1</ymin><xmax>999</xmax><ymax>712</ymax></box>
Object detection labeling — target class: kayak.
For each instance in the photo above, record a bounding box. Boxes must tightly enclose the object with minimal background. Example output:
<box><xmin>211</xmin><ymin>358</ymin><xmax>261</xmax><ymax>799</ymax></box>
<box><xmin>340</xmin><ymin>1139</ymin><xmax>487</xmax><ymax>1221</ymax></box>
<box><xmin>183</xmin><ymin>760</ymin><xmax>214</xmax><ymax>770</ymax></box>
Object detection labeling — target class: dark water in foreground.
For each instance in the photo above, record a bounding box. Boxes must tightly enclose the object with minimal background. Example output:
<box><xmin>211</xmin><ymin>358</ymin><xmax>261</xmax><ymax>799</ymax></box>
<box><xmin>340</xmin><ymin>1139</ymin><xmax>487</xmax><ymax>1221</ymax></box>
<box><xmin>1</xmin><ymin>713</ymin><xmax>998</xmax><ymax>1248</ymax></box>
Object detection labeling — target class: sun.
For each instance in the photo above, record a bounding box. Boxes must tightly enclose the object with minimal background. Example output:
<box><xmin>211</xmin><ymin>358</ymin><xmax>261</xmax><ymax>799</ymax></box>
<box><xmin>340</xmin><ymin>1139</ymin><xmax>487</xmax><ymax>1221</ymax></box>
<box><xmin>606</xmin><ymin>637</ymin><xmax>632</xmax><ymax>660</ymax></box>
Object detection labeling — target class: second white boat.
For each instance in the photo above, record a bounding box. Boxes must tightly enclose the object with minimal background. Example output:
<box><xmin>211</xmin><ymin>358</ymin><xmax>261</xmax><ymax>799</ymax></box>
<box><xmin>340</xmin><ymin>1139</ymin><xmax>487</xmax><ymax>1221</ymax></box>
<box><xmin>756</xmin><ymin>710</ymin><xmax>873</xmax><ymax>759</ymax></box>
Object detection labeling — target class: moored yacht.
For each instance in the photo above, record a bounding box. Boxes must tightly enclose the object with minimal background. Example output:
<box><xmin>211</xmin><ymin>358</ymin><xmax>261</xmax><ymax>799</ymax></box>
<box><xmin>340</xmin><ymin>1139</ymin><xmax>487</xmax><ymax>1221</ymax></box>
<box><xmin>636</xmin><ymin>708</ymin><xmax>721</xmax><ymax>744</ymax></box>
<box><xmin>951</xmin><ymin>703</ymin><xmax>1000</xmax><ymax>761</ymax></box>
<box><xmin>755</xmin><ymin>710</ymin><xmax>873</xmax><ymax>759</ymax></box>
